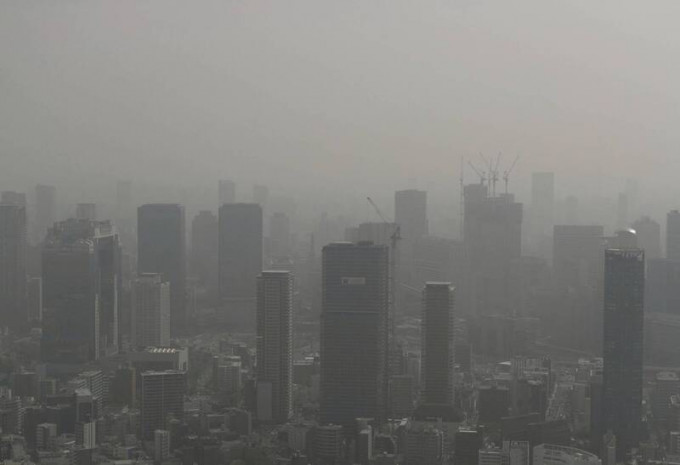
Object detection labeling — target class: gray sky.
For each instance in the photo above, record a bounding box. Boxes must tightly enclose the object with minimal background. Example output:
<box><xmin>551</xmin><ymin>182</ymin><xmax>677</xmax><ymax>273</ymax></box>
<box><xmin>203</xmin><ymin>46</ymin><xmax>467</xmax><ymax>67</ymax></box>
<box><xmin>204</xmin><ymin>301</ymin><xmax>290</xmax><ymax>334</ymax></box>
<box><xmin>3</xmin><ymin>0</ymin><xmax>680</xmax><ymax>199</ymax></box>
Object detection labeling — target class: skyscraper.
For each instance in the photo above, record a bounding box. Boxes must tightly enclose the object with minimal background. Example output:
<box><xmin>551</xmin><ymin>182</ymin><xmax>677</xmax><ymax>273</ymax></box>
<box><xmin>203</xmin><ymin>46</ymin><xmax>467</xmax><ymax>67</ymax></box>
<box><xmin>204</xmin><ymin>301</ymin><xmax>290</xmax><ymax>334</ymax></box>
<box><xmin>140</xmin><ymin>370</ymin><xmax>185</xmax><ymax>440</ymax></box>
<box><xmin>667</xmin><ymin>210</ymin><xmax>680</xmax><ymax>261</ymax></box>
<box><xmin>0</xmin><ymin>204</ymin><xmax>27</xmax><ymax>329</ymax></box>
<box><xmin>631</xmin><ymin>216</ymin><xmax>661</xmax><ymax>260</ymax></box>
<box><xmin>320</xmin><ymin>242</ymin><xmax>389</xmax><ymax>426</ymax></box>
<box><xmin>190</xmin><ymin>210</ymin><xmax>218</xmax><ymax>295</ymax></box>
<box><xmin>137</xmin><ymin>204</ymin><xmax>186</xmax><ymax>336</ymax></box>
<box><xmin>41</xmin><ymin>220</ymin><xmax>101</xmax><ymax>363</ymax></box>
<box><xmin>132</xmin><ymin>273</ymin><xmax>170</xmax><ymax>348</ymax></box>
<box><xmin>463</xmin><ymin>184</ymin><xmax>522</xmax><ymax>316</ymax></box>
<box><xmin>529</xmin><ymin>172</ymin><xmax>555</xmax><ymax>259</ymax></box>
<box><xmin>395</xmin><ymin>190</ymin><xmax>428</xmax><ymax>242</ymax></box>
<box><xmin>218</xmin><ymin>179</ymin><xmax>236</xmax><ymax>205</ymax></box>
<box><xmin>602</xmin><ymin>232</ymin><xmax>644</xmax><ymax>458</ymax></box>
<box><xmin>552</xmin><ymin>225</ymin><xmax>604</xmax><ymax>289</ymax></box>
<box><xmin>421</xmin><ymin>282</ymin><xmax>455</xmax><ymax>407</ymax></box>
<box><xmin>95</xmin><ymin>224</ymin><xmax>122</xmax><ymax>356</ymax></box>
<box><xmin>218</xmin><ymin>203</ymin><xmax>262</xmax><ymax>327</ymax></box>
<box><xmin>256</xmin><ymin>271</ymin><xmax>293</xmax><ymax>423</ymax></box>
<box><xmin>35</xmin><ymin>184</ymin><xmax>56</xmax><ymax>243</ymax></box>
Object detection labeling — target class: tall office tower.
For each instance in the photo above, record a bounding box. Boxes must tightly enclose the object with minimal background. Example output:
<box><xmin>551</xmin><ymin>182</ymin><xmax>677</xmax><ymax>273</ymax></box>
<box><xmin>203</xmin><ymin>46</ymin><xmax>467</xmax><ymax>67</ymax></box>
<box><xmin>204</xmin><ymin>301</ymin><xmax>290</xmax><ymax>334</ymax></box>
<box><xmin>27</xmin><ymin>277</ymin><xmax>42</xmax><ymax>322</ymax></box>
<box><xmin>667</xmin><ymin>210</ymin><xmax>680</xmax><ymax>261</ymax></box>
<box><xmin>154</xmin><ymin>430</ymin><xmax>171</xmax><ymax>463</ymax></box>
<box><xmin>529</xmin><ymin>172</ymin><xmax>555</xmax><ymax>259</ymax></box>
<box><xmin>218</xmin><ymin>179</ymin><xmax>236</xmax><ymax>205</ymax></box>
<box><xmin>96</xmin><ymin>225</ymin><xmax>122</xmax><ymax>356</ymax></box>
<box><xmin>35</xmin><ymin>184</ymin><xmax>56</xmax><ymax>243</ymax></box>
<box><xmin>138</xmin><ymin>204</ymin><xmax>186</xmax><ymax>336</ymax></box>
<box><xmin>41</xmin><ymin>220</ymin><xmax>101</xmax><ymax>363</ymax></box>
<box><xmin>421</xmin><ymin>283</ymin><xmax>455</xmax><ymax>407</ymax></box>
<box><xmin>140</xmin><ymin>370</ymin><xmax>185</xmax><ymax>440</ymax></box>
<box><xmin>602</xmin><ymin>233</ymin><xmax>644</xmax><ymax>459</ymax></box>
<box><xmin>552</xmin><ymin>225</ymin><xmax>605</xmax><ymax>288</ymax></box>
<box><xmin>320</xmin><ymin>242</ymin><xmax>389</xmax><ymax>426</ymax></box>
<box><xmin>255</xmin><ymin>271</ymin><xmax>293</xmax><ymax>423</ymax></box>
<box><xmin>218</xmin><ymin>203</ymin><xmax>262</xmax><ymax>327</ymax></box>
<box><xmin>395</xmin><ymin>190</ymin><xmax>428</xmax><ymax>242</ymax></box>
<box><xmin>0</xmin><ymin>204</ymin><xmax>27</xmax><ymax>329</ymax></box>
<box><xmin>269</xmin><ymin>212</ymin><xmax>291</xmax><ymax>258</ymax></box>
<box><xmin>190</xmin><ymin>210</ymin><xmax>218</xmax><ymax>294</ymax></box>
<box><xmin>463</xmin><ymin>183</ymin><xmax>522</xmax><ymax>316</ymax></box>
<box><xmin>1</xmin><ymin>191</ymin><xmax>26</xmax><ymax>207</ymax></box>
<box><xmin>631</xmin><ymin>216</ymin><xmax>661</xmax><ymax>260</ymax></box>
<box><xmin>132</xmin><ymin>274</ymin><xmax>170</xmax><ymax>348</ymax></box>
<box><xmin>76</xmin><ymin>203</ymin><xmax>96</xmax><ymax>221</ymax></box>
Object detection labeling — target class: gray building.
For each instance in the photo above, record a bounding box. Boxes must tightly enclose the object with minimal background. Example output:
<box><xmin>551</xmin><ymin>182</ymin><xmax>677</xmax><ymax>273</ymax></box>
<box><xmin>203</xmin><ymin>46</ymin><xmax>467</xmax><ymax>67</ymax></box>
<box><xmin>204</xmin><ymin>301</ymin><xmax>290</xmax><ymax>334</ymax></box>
<box><xmin>602</xmin><ymin>234</ymin><xmax>644</xmax><ymax>458</ymax></box>
<box><xmin>35</xmin><ymin>184</ymin><xmax>56</xmax><ymax>243</ymax></box>
<box><xmin>190</xmin><ymin>210</ymin><xmax>217</xmax><ymax>296</ymax></box>
<box><xmin>395</xmin><ymin>190</ymin><xmax>428</xmax><ymax>242</ymax></box>
<box><xmin>218</xmin><ymin>179</ymin><xmax>236</xmax><ymax>205</ymax></box>
<box><xmin>138</xmin><ymin>204</ymin><xmax>186</xmax><ymax>336</ymax></box>
<box><xmin>218</xmin><ymin>203</ymin><xmax>262</xmax><ymax>327</ymax></box>
<box><xmin>132</xmin><ymin>273</ymin><xmax>170</xmax><ymax>349</ymax></box>
<box><xmin>256</xmin><ymin>271</ymin><xmax>293</xmax><ymax>423</ymax></box>
<box><xmin>0</xmin><ymin>204</ymin><xmax>27</xmax><ymax>329</ymax></box>
<box><xmin>320</xmin><ymin>242</ymin><xmax>389</xmax><ymax>426</ymax></box>
<box><xmin>667</xmin><ymin>210</ymin><xmax>680</xmax><ymax>261</ymax></box>
<box><xmin>140</xmin><ymin>370</ymin><xmax>185</xmax><ymax>440</ymax></box>
<box><xmin>631</xmin><ymin>216</ymin><xmax>661</xmax><ymax>260</ymax></box>
<box><xmin>421</xmin><ymin>282</ymin><xmax>455</xmax><ymax>407</ymax></box>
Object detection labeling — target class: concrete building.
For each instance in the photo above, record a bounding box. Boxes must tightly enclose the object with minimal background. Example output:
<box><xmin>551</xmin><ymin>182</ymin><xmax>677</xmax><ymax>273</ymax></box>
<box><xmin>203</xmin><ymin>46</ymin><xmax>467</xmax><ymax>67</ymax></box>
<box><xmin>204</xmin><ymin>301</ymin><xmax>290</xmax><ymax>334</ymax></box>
<box><xmin>0</xmin><ymin>203</ymin><xmax>27</xmax><ymax>329</ymax></box>
<box><xmin>645</xmin><ymin>259</ymin><xmax>680</xmax><ymax>316</ymax></box>
<box><xmin>137</xmin><ymin>204</ymin><xmax>186</xmax><ymax>337</ymax></box>
<box><xmin>533</xmin><ymin>444</ymin><xmax>601</xmax><ymax>465</ymax></box>
<box><xmin>652</xmin><ymin>371</ymin><xmax>679</xmax><ymax>422</ymax></box>
<box><xmin>529</xmin><ymin>172</ymin><xmax>555</xmax><ymax>260</ymax></box>
<box><xmin>132</xmin><ymin>273</ymin><xmax>170</xmax><ymax>348</ymax></box>
<box><xmin>389</xmin><ymin>375</ymin><xmax>414</xmax><ymax>418</ymax></box>
<box><xmin>463</xmin><ymin>184</ymin><xmax>522</xmax><ymax>316</ymax></box>
<box><xmin>129</xmin><ymin>347</ymin><xmax>189</xmax><ymax>373</ymax></box>
<box><xmin>602</xmin><ymin>235</ymin><xmax>644</xmax><ymax>458</ymax></box>
<box><xmin>218</xmin><ymin>179</ymin><xmax>236</xmax><ymax>205</ymax></box>
<box><xmin>552</xmin><ymin>225</ymin><xmax>604</xmax><ymax>289</ymax></box>
<box><xmin>421</xmin><ymin>282</ymin><xmax>455</xmax><ymax>407</ymax></box>
<box><xmin>314</xmin><ymin>424</ymin><xmax>344</xmax><ymax>465</ymax></box>
<box><xmin>190</xmin><ymin>210</ymin><xmax>218</xmax><ymax>296</ymax></box>
<box><xmin>154</xmin><ymin>429</ymin><xmax>170</xmax><ymax>462</ymax></box>
<box><xmin>140</xmin><ymin>371</ymin><xmax>185</xmax><ymax>440</ymax></box>
<box><xmin>667</xmin><ymin>210</ymin><xmax>680</xmax><ymax>261</ymax></box>
<box><xmin>256</xmin><ymin>271</ymin><xmax>293</xmax><ymax>423</ymax></box>
<box><xmin>218</xmin><ymin>203</ymin><xmax>262</xmax><ymax>328</ymax></box>
<box><xmin>632</xmin><ymin>216</ymin><xmax>662</xmax><ymax>260</ymax></box>
<box><xmin>35</xmin><ymin>184</ymin><xmax>56</xmax><ymax>243</ymax></box>
<box><xmin>320</xmin><ymin>242</ymin><xmax>389</xmax><ymax>426</ymax></box>
<box><xmin>395</xmin><ymin>190</ymin><xmax>428</xmax><ymax>242</ymax></box>
<box><xmin>403</xmin><ymin>422</ymin><xmax>444</xmax><ymax>465</ymax></box>
<box><xmin>1</xmin><ymin>191</ymin><xmax>26</xmax><ymax>207</ymax></box>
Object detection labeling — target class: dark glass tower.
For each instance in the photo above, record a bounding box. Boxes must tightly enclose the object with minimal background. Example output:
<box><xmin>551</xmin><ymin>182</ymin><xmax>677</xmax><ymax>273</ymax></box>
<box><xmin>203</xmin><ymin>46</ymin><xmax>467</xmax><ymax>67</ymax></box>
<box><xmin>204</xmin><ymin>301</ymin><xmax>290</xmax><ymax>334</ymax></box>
<box><xmin>320</xmin><ymin>242</ymin><xmax>389</xmax><ymax>427</ymax></box>
<box><xmin>421</xmin><ymin>282</ymin><xmax>455</xmax><ymax>407</ymax></box>
<box><xmin>0</xmin><ymin>204</ymin><xmax>27</xmax><ymax>329</ymax></box>
<box><xmin>602</xmin><ymin>242</ymin><xmax>644</xmax><ymax>458</ymax></box>
<box><xmin>137</xmin><ymin>204</ymin><xmax>186</xmax><ymax>336</ymax></box>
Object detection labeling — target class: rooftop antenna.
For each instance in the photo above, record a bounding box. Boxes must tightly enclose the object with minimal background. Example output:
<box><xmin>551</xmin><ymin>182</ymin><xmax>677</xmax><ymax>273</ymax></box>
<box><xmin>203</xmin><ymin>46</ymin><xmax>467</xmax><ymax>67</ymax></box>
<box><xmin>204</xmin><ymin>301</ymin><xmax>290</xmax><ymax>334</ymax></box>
<box><xmin>503</xmin><ymin>154</ymin><xmax>520</xmax><ymax>194</ymax></box>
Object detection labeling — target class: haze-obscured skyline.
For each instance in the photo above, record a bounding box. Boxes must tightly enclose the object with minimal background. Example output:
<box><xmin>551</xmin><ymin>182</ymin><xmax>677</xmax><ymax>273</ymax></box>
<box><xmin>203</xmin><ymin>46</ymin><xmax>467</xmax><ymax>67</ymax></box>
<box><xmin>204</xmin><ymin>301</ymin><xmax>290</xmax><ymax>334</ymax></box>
<box><xmin>3</xmin><ymin>0</ymin><xmax>680</xmax><ymax>202</ymax></box>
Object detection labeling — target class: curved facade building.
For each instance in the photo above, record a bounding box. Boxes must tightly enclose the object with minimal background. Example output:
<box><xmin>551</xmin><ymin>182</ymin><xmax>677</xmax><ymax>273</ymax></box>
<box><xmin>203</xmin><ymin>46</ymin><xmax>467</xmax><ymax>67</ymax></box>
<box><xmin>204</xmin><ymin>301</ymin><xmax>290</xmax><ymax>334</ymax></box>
<box><xmin>533</xmin><ymin>444</ymin><xmax>601</xmax><ymax>465</ymax></box>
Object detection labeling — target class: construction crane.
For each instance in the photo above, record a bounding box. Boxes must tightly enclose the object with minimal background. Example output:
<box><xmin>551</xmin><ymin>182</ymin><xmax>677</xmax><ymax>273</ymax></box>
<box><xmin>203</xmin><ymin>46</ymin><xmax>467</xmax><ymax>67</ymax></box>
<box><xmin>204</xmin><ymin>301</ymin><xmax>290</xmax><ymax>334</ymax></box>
<box><xmin>503</xmin><ymin>154</ymin><xmax>520</xmax><ymax>194</ymax></box>
<box><xmin>366</xmin><ymin>196</ymin><xmax>400</xmax><ymax>357</ymax></box>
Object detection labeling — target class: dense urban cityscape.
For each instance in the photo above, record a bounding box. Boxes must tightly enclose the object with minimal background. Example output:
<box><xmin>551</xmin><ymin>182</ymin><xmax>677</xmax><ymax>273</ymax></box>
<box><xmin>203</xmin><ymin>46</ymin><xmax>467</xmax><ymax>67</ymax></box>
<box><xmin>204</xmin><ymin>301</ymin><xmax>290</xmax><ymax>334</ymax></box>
<box><xmin>4</xmin><ymin>2</ymin><xmax>680</xmax><ymax>465</ymax></box>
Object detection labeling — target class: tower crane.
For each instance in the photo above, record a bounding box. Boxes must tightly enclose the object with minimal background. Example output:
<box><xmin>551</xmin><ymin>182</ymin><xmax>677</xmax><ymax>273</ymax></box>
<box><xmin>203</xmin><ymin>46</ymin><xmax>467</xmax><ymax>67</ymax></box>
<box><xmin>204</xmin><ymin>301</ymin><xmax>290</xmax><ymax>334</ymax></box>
<box><xmin>503</xmin><ymin>154</ymin><xmax>520</xmax><ymax>194</ymax></box>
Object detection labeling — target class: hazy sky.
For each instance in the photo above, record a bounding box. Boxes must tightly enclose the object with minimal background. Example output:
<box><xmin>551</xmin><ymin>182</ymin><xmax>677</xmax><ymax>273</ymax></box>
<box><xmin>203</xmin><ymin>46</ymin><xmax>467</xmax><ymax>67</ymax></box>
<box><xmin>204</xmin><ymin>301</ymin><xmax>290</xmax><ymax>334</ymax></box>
<box><xmin>3</xmin><ymin>1</ymin><xmax>680</xmax><ymax>199</ymax></box>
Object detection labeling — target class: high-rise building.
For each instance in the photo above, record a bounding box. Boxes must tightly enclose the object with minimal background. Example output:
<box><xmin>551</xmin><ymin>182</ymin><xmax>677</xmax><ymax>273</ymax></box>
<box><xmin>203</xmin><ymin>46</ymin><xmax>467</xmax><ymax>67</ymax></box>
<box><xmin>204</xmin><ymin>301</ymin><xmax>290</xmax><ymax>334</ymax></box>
<box><xmin>218</xmin><ymin>179</ymin><xmax>236</xmax><ymax>205</ymax></box>
<box><xmin>602</xmin><ymin>234</ymin><xmax>644</xmax><ymax>458</ymax></box>
<box><xmin>27</xmin><ymin>277</ymin><xmax>42</xmax><ymax>322</ymax></box>
<box><xmin>667</xmin><ymin>210</ymin><xmax>680</xmax><ymax>261</ymax></box>
<box><xmin>35</xmin><ymin>184</ymin><xmax>56</xmax><ymax>243</ymax></box>
<box><xmin>463</xmin><ymin>184</ymin><xmax>522</xmax><ymax>316</ymax></box>
<box><xmin>132</xmin><ymin>274</ymin><xmax>170</xmax><ymax>349</ymax></box>
<box><xmin>403</xmin><ymin>422</ymin><xmax>444</xmax><ymax>465</ymax></box>
<box><xmin>645</xmin><ymin>258</ymin><xmax>680</xmax><ymax>315</ymax></box>
<box><xmin>41</xmin><ymin>220</ymin><xmax>101</xmax><ymax>363</ymax></box>
<box><xmin>529</xmin><ymin>172</ymin><xmax>555</xmax><ymax>260</ymax></box>
<box><xmin>320</xmin><ymin>242</ymin><xmax>389</xmax><ymax>426</ymax></box>
<box><xmin>140</xmin><ymin>370</ymin><xmax>185</xmax><ymax>440</ymax></box>
<box><xmin>154</xmin><ymin>429</ymin><xmax>171</xmax><ymax>462</ymax></box>
<box><xmin>631</xmin><ymin>216</ymin><xmax>661</xmax><ymax>260</ymax></box>
<box><xmin>421</xmin><ymin>283</ymin><xmax>455</xmax><ymax>407</ymax></box>
<box><xmin>76</xmin><ymin>203</ymin><xmax>96</xmax><ymax>221</ymax></box>
<box><xmin>256</xmin><ymin>271</ymin><xmax>293</xmax><ymax>423</ymax></box>
<box><xmin>395</xmin><ymin>190</ymin><xmax>428</xmax><ymax>242</ymax></box>
<box><xmin>0</xmin><ymin>204</ymin><xmax>27</xmax><ymax>329</ymax></box>
<box><xmin>218</xmin><ymin>203</ymin><xmax>262</xmax><ymax>327</ymax></box>
<box><xmin>137</xmin><ymin>204</ymin><xmax>186</xmax><ymax>336</ymax></box>
<box><xmin>269</xmin><ymin>212</ymin><xmax>292</xmax><ymax>258</ymax></box>
<box><xmin>1</xmin><ymin>191</ymin><xmax>26</xmax><ymax>207</ymax></box>
<box><xmin>96</xmin><ymin>226</ymin><xmax>122</xmax><ymax>356</ymax></box>
<box><xmin>552</xmin><ymin>225</ymin><xmax>604</xmax><ymax>289</ymax></box>
<box><xmin>190</xmin><ymin>210</ymin><xmax>218</xmax><ymax>295</ymax></box>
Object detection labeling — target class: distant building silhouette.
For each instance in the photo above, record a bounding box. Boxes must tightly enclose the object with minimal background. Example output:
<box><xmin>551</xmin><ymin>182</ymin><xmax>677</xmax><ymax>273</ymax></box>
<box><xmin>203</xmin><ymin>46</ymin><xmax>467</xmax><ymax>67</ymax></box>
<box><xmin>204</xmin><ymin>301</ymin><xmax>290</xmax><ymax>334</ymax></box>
<box><xmin>0</xmin><ymin>203</ymin><xmax>27</xmax><ymax>329</ymax></box>
<box><xmin>76</xmin><ymin>203</ymin><xmax>96</xmax><ymax>221</ymax></box>
<box><xmin>218</xmin><ymin>179</ymin><xmax>236</xmax><ymax>205</ymax></box>
<box><xmin>667</xmin><ymin>210</ymin><xmax>680</xmax><ymax>261</ymax></box>
<box><xmin>140</xmin><ymin>371</ymin><xmax>185</xmax><ymax>440</ymax></box>
<box><xmin>320</xmin><ymin>242</ymin><xmax>389</xmax><ymax>426</ymax></box>
<box><xmin>395</xmin><ymin>190</ymin><xmax>428</xmax><ymax>242</ymax></box>
<box><xmin>190</xmin><ymin>210</ymin><xmax>218</xmax><ymax>297</ymax></box>
<box><xmin>631</xmin><ymin>216</ymin><xmax>661</xmax><ymax>260</ymax></box>
<box><xmin>132</xmin><ymin>273</ymin><xmax>170</xmax><ymax>349</ymax></box>
<box><xmin>137</xmin><ymin>204</ymin><xmax>186</xmax><ymax>336</ymax></box>
<box><xmin>35</xmin><ymin>184</ymin><xmax>56</xmax><ymax>243</ymax></box>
